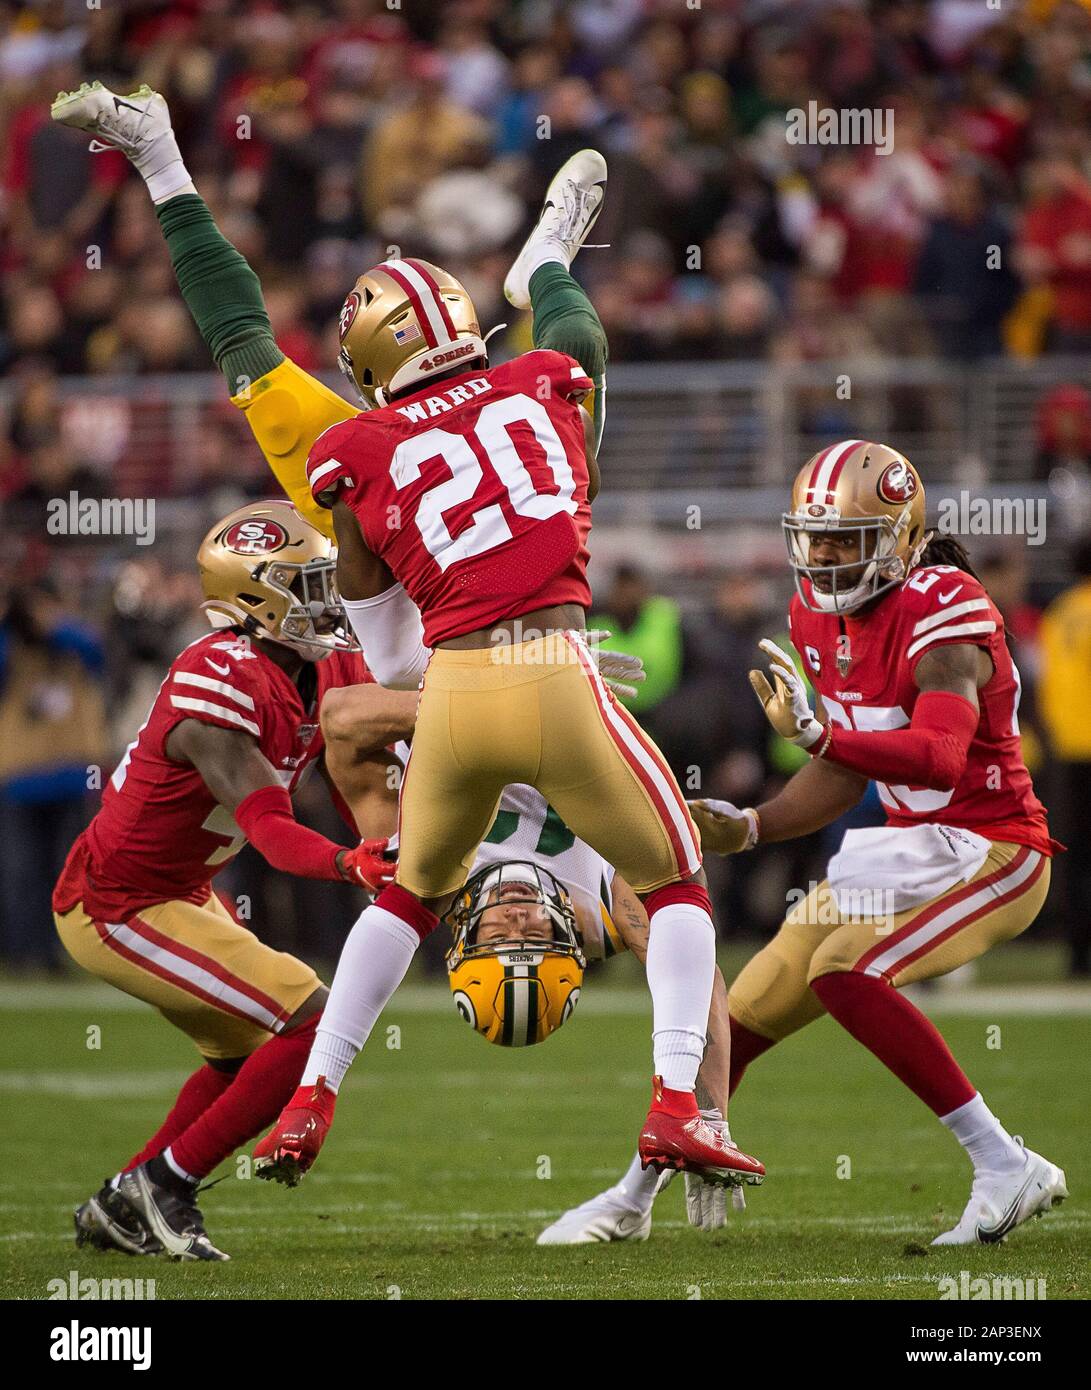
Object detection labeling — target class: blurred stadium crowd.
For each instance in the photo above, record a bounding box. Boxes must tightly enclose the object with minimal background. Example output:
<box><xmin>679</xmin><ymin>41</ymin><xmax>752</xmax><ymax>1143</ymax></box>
<box><xmin>4</xmin><ymin>0</ymin><xmax>1091</xmax><ymax>386</ymax></box>
<box><xmin>3</xmin><ymin>0</ymin><xmax>1091</xmax><ymax>978</ymax></box>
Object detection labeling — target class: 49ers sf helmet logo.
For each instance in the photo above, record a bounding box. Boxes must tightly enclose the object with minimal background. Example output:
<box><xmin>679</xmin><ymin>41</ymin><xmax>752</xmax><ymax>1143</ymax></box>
<box><xmin>877</xmin><ymin>459</ymin><xmax>918</xmax><ymax>504</ymax></box>
<box><xmin>223</xmin><ymin>518</ymin><xmax>289</xmax><ymax>555</ymax></box>
<box><xmin>338</xmin><ymin>291</ymin><xmax>362</xmax><ymax>342</ymax></box>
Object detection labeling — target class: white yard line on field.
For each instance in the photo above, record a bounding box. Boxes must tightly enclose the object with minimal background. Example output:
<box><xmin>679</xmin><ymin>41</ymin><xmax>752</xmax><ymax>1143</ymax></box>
<box><xmin>2</xmin><ymin>981</ymin><xmax>1090</xmax><ymax>1015</ymax></box>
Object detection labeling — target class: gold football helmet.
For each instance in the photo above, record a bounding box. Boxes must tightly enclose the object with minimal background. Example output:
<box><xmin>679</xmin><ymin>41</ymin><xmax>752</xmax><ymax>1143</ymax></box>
<box><xmin>784</xmin><ymin>439</ymin><xmax>928</xmax><ymax>614</ymax></box>
<box><xmin>337</xmin><ymin>257</ymin><xmax>487</xmax><ymax>409</ymax></box>
<box><xmin>446</xmin><ymin>861</ymin><xmax>586</xmax><ymax>1047</ymax></box>
<box><xmin>197</xmin><ymin>500</ymin><xmax>353</xmax><ymax>661</ymax></box>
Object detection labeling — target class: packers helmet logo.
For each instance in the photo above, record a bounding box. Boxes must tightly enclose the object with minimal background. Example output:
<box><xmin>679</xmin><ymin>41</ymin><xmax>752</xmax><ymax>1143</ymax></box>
<box><xmin>222</xmin><ymin>518</ymin><xmax>289</xmax><ymax>555</ymax></box>
<box><xmin>877</xmin><ymin>460</ymin><xmax>917</xmax><ymax>504</ymax></box>
<box><xmin>451</xmin><ymin>990</ymin><xmax>477</xmax><ymax>1029</ymax></box>
<box><xmin>338</xmin><ymin>291</ymin><xmax>362</xmax><ymax>342</ymax></box>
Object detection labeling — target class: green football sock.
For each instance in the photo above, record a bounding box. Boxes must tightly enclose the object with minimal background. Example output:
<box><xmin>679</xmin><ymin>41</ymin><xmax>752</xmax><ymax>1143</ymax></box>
<box><xmin>155</xmin><ymin>194</ymin><xmax>283</xmax><ymax>392</ymax></box>
<box><xmin>528</xmin><ymin>262</ymin><xmax>609</xmax><ymax>447</ymax></box>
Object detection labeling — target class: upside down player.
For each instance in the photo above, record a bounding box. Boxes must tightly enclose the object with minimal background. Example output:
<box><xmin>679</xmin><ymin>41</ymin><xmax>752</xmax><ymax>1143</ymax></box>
<box><xmin>688</xmin><ymin>441</ymin><xmax>1068</xmax><ymax>1245</ymax></box>
<box><xmin>51</xmin><ymin>83</ymin><xmax>765</xmax><ymax>1191</ymax></box>
<box><xmin>318</xmin><ymin>681</ymin><xmax>748</xmax><ymax>1240</ymax></box>
<box><xmin>53</xmin><ymin>501</ymin><xmax>395</xmax><ymax>1261</ymax></box>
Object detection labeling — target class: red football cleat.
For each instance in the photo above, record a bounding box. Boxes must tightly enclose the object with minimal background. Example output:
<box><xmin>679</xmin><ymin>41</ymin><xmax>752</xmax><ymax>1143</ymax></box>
<box><xmin>638</xmin><ymin>1075</ymin><xmax>765</xmax><ymax>1187</ymax></box>
<box><xmin>253</xmin><ymin>1077</ymin><xmax>337</xmax><ymax>1187</ymax></box>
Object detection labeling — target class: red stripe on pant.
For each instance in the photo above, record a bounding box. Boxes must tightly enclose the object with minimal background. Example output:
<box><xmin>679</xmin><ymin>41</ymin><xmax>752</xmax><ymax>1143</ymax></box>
<box><xmin>124</xmin><ymin>910</ymin><xmax>289</xmax><ymax>1020</ymax></box>
<box><xmin>854</xmin><ymin>846</ymin><xmax>1032</xmax><ymax>976</ymax></box>
<box><xmin>564</xmin><ymin>634</ymin><xmax>699</xmax><ymax>878</ymax></box>
<box><xmin>880</xmin><ymin>852</ymin><xmax>1045</xmax><ymax>983</ymax></box>
<box><xmin>94</xmin><ymin>920</ymin><xmax>285</xmax><ymax>1031</ymax></box>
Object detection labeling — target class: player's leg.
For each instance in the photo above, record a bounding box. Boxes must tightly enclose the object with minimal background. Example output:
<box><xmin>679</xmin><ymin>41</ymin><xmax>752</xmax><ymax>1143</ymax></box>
<box><xmin>505</xmin><ymin>150</ymin><xmax>610</xmax><ymax>445</ymax></box>
<box><xmin>56</xmin><ymin>890</ymin><xmax>322</xmax><ymax>1258</ymax></box>
<box><xmin>725</xmin><ymin>880</ymin><xmax>838</xmax><ymax>1094</ymax></box>
<box><xmin>806</xmin><ymin>843</ymin><xmax>1066</xmax><ymax>1243</ymax></box>
<box><xmin>254</xmin><ymin>661</ymin><xmax>522</xmax><ymax>1182</ymax></box>
<box><xmin>50</xmin><ymin>83</ymin><xmax>350</xmax><ymax>534</ymax></box>
<box><xmin>531</xmin><ymin>635</ymin><xmax>763</xmax><ymax>1184</ymax></box>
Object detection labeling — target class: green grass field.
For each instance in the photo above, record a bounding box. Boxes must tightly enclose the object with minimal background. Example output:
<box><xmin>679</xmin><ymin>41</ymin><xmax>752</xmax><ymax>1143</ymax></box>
<box><xmin>1</xmin><ymin>960</ymin><xmax>1087</xmax><ymax>1301</ymax></box>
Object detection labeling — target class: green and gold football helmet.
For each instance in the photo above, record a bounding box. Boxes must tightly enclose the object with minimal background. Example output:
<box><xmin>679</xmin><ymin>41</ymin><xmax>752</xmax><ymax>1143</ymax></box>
<box><xmin>445</xmin><ymin>861</ymin><xmax>586</xmax><ymax>1047</ymax></box>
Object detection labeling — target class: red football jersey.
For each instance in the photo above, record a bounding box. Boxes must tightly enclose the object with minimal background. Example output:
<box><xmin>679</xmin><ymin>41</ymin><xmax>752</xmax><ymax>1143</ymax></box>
<box><xmin>305</xmin><ymin>349</ymin><xmax>595</xmax><ymax>644</ymax></box>
<box><xmin>61</xmin><ymin>631</ymin><xmax>370</xmax><ymax>920</ymax></box>
<box><xmin>789</xmin><ymin>566</ymin><xmax>1054</xmax><ymax>854</ymax></box>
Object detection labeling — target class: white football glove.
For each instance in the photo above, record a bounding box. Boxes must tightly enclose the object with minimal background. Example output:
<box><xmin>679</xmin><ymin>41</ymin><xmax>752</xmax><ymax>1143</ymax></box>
<box><xmin>584</xmin><ymin>629</ymin><xmax>646</xmax><ymax>699</ymax></box>
<box><xmin>748</xmin><ymin>638</ymin><xmax>824</xmax><ymax>748</ymax></box>
<box><xmin>684</xmin><ymin>1110</ymin><xmax>746</xmax><ymax>1229</ymax></box>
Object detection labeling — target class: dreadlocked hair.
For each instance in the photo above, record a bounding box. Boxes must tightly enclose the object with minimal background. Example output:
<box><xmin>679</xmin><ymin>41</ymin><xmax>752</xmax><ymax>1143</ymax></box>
<box><xmin>918</xmin><ymin>534</ymin><xmax>979</xmax><ymax>580</ymax></box>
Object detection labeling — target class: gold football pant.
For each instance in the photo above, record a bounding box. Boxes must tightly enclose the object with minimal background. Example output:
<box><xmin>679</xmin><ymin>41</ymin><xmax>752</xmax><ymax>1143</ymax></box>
<box><xmin>231</xmin><ymin>357</ymin><xmax>356</xmax><ymax>539</ymax></box>
<box><xmin>395</xmin><ymin>633</ymin><xmax>703</xmax><ymax>898</ymax></box>
<box><xmin>728</xmin><ymin>841</ymin><xmax>1049</xmax><ymax>1041</ymax></box>
<box><xmin>55</xmin><ymin>889</ymin><xmax>321</xmax><ymax>1061</ymax></box>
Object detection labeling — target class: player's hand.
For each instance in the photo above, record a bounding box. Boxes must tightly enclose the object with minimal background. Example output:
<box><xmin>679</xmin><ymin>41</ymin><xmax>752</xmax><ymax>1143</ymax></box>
<box><xmin>688</xmin><ymin>799</ymin><xmax>758</xmax><ymax>855</ymax></box>
<box><xmin>749</xmin><ymin>639</ymin><xmax>825</xmax><ymax>748</ymax></box>
<box><xmin>338</xmin><ymin>838</ymin><xmax>397</xmax><ymax>892</ymax></box>
<box><xmin>684</xmin><ymin>1110</ymin><xmax>745</xmax><ymax>1229</ymax></box>
<box><xmin>584</xmin><ymin>630</ymin><xmax>646</xmax><ymax>699</ymax></box>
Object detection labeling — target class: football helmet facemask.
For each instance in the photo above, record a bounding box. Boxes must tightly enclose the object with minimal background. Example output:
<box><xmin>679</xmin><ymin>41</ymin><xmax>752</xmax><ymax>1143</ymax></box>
<box><xmin>784</xmin><ymin>440</ymin><xmax>928</xmax><ymax>615</ymax></box>
<box><xmin>197</xmin><ymin>500</ymin><xmax>353</xmax><ymax>661</ymax></box>
<box><xmin>446</xmin><ymin>861</ymin><xmax>586</xmax><ymax>1048</ymax></box>
<box><xmin>337</xmin><ymin>257</ymin><xmax>488</xmax><ymax>409</ymax></box>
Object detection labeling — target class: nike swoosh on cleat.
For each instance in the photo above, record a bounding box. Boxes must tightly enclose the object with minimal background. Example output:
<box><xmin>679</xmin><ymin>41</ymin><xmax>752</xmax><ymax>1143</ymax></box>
<box><xmin>113</xmin><ymin>97</ymin><xmax>142</xmax><ymax>113</ymax></box>
<box><xmin>975</xmin><ymin>1168</ymin><xmax>1040</xmax><ymax>1242</ymax></box>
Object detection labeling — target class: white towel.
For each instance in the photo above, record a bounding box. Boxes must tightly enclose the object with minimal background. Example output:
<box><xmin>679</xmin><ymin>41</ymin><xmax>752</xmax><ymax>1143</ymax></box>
<box><xmin>828</xmin><ymin>823</ymin><xmax>991</xmax><ymax>918</ymax></box>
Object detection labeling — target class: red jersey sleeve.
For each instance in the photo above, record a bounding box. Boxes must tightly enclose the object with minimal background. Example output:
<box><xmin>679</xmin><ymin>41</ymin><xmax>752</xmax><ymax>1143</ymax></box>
<box><xmin>306</xmin><ymin>418</ymin><xmax>370</xmax><ymax>509</ymax></box>
<box><xmin>504</xmin><ymin>349</ymin><xmax>594</xmax><ymax>402</ymax></box>
<box><xmin>160</xmin><ymin>638</ymin><xmax>268</xmax><ymax>752</ymax></box>
<box><xmin>900</xmin><ymin>569</ymin><xmax>999</xmax><ymax>675</ymax></box>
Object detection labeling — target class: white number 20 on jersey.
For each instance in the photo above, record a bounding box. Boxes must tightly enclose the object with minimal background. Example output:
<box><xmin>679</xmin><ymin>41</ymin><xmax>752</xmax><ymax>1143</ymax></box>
<box><xmin>388</xmin><ymin>393</ymin><xmax>578</xmax><ymax>571</ymax></box>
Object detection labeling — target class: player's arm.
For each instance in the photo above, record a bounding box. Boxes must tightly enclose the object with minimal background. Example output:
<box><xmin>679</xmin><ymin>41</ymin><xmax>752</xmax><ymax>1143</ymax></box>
<box><xmin>750</xmin><ymin>636</ymin><xmax>988</xmax><ymax>793</ymax></box>
<box><xmin>322</xmin><ymin>499</ymin><xmax>432</xmax><ymax>689</ymax></box>
<box><xmin>165</xmin><ymin>718</ymin><xmax>356</xmax><ymax>882</ymax></box>
<box><xmin>580</xmin><ymin>404</ymin><xmax>600</xmax><ymax>501</ymax></box>
<box><xmin>610</xmin><ymin>876</ymin><xmax>730</xmax><ymax>1111</ymax></box>
<box><xmin>153</xmin><ymin>192</ymin><xmax>353</xmax><ymax>536</ymax></box>
<box><xmin>319</xmin><ymin>684</ymin><xmax>419</xmax><ymax>840</ymax></box>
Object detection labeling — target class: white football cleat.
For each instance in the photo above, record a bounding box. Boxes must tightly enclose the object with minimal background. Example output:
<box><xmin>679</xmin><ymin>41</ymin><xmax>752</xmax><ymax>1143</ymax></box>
<box><xmin>504</xmin><ymin>148</ymin><xmax>608</xmax><ymax>309</ymax></box>
<box><xmin>51</xmin><ymin>81</ymin><xmax>189</xmax><ymax>200</ymax></box>
<box><xmin>932</xmin><ymin>1148</ymin><xmax>1068</xmax><ymax>1246</ymax></box>
<box><xmin>52</xmin><ymin>80</ymin><xmax>171</xmax><ymax>154</ymax></box>
<box><xmin>536</xmin><ymin>1188</ymin><xmax>652</xmax><ymax>1245</ymax></box>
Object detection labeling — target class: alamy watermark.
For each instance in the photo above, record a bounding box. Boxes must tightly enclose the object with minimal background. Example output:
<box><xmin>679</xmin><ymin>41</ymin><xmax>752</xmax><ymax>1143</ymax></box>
<box><xmin>46</xmin><ymin>492</ymin><xmax>156</xmax><ymax>546</ymax></box>
<box><xmin>785</xmin><ymin>101</ymin><xmax>893</xmax><ymax>156</ymax></box>
<box><xmin>936</xmin><ymin>492</ymin><xmax>1046</xmax><ymax>545</ymax></box>
<box><xmin>937</xmin><ymin>1271</ymin><xmax>1047</xmax><ymax>1301</ymax></box>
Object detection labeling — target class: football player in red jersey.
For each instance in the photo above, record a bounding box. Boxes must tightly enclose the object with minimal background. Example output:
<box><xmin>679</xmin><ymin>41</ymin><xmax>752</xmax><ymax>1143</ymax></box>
<box><xmin>252</xmin><ymin>156</ymin><xmax>763</xmax><ymax>1192</ymax></box>
<box><xmin>52</xmin><ymin>83</ymin><xmax>764</xmax><ymax>1193</ymax></box>
<box><xmin>690</xmin><ymin>441</ymin><xmax>1069</xmax><ymax>1245</ymax></box>
<box><xmin>54</xmin><ymin>500</ymin><xmax>394</xmax><ymax>1261</ymax></box>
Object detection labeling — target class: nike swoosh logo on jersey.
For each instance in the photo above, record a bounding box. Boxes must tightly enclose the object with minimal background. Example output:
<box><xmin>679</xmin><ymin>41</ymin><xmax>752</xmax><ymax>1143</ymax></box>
<box><xmin>938</xmin><ymin>586</ymin><xmax>964</xmax><ymax>604</ymax></box>
<box><xmin>205</xmin><ymin>659</ymin><xmax>231</xmax><ymax>676</ymax></box>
